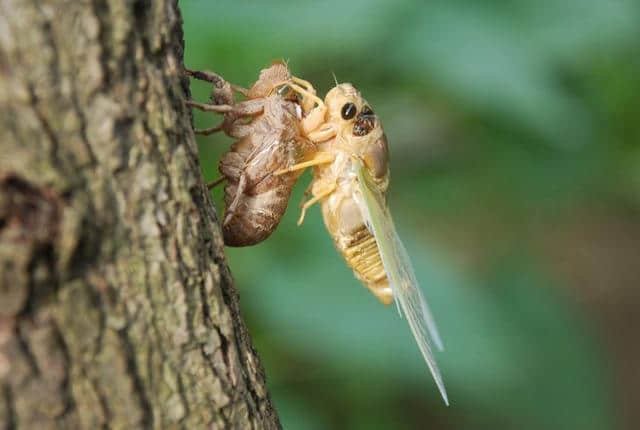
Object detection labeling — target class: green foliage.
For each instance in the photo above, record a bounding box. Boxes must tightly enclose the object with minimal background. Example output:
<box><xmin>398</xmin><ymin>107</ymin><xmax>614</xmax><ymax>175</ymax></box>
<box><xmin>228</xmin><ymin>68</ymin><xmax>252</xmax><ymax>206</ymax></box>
<box><xmin>183</xmin><ymin>1</ymin><xmax>638</xmax><ymax>428</ymax></box>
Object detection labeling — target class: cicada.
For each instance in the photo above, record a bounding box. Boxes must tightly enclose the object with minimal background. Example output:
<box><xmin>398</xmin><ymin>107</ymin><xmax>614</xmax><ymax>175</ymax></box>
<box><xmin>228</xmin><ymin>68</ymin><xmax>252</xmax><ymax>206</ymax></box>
<box><xmin>276</xmin><ymin>83</ymin><xmax>449</xmax><ymax>404</ymax></box>
<box><xmin>187</xmin><ymin>62</ymin><xmax>324</xmax><ymax>246</ymax></box>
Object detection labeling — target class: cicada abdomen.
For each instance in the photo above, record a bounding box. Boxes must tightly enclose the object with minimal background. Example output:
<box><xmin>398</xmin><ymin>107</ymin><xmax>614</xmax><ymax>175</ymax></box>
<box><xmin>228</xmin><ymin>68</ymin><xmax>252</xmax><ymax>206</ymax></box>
<box><xmin>321</xmin><ymin>179</ymin><xmax>393</xmax><ymax>304</ymax></box>
<box><xmin>187</xmin><ymin>62</ymin><xmax>317</xmax><ymax>246</ymax></box>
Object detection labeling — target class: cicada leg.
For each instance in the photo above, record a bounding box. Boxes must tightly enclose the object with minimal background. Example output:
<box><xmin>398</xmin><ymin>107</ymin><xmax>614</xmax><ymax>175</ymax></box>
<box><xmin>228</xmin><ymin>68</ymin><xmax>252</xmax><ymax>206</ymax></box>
<box><xmin>187</xmin><ymin>98</ymin><xmax>265</xmax><ymax>138</ymax></box>
<box><xmin>290</xmin><ymin>76</ymin><xmax>315</xmax><ymax>91</ymax></box>
<box><xmin>299</xmin><ymin>181</ymin><xmax>313</xmax><ymax>207</ymax></box>
<box><xmin>221</xmin><ymin>99</ymin><xmax>266</xmax><ymax>138</ymax></box>
<box><xmin>185</xmin><ymin>68</ymin><xmax>249</xmax><ymax>96</ymax></box>
<box><xmin>306</xmin><ymin>123</ymin><xmax>337</xmax><ymax>143</ymax></box>
<box><xmin>186</xmin><ymin>100</ymin><xmax>233</xmax><ymax>113</ymax></box>
<box><xmin>195</xmin><ymin>124</ymin><xmax>224</xmax><ymax>135</ymax></box>
<box><xmin>285</xmin><ymin>82</ymin><xmax>328</xmax><ymax>136</ymax></box>
<box><xmin>186</xmin><ymin>68</ymin><xmax>261</xmax><ymax>136</ymax></box>
<box><xmin>188</xmin><ymin>98</ymin><xmax>263</xmax><ymax>116</ymax></box>
<box><xmin>207</xmin><ymin>176</ymin><xmax>226</xmax><ymax>189</ymax></box>
<box><xmin>270</xmin><ymin>80</ymin><xmax>324</xmax><ymax>108</ymax></box>
<box><xmin>273</xmin><ymin>152</ymin><xmax>334</xmax><ymax>176</ymax></box>
<box><xmin>297</xmin><ymin>183</ymin><xmax>336</xmax><ymax>226</ymax></box>
<box><xmin>186</xmin><ymin>100</ymin><xmax>231</xmax><ymax>136</ymax></box>
<box><xmin>269</xmin><ymin>79</ymin><xmax>328</xmax><ymax>135</ymax></box>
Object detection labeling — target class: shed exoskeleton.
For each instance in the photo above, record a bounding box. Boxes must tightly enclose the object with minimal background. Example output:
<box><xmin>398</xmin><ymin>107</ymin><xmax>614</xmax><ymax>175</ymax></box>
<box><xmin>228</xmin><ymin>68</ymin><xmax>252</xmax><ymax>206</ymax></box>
<box><xmin>186</xmin><ymin>62</ymin><xmax>323</xmax><ymax>246</ymax></box>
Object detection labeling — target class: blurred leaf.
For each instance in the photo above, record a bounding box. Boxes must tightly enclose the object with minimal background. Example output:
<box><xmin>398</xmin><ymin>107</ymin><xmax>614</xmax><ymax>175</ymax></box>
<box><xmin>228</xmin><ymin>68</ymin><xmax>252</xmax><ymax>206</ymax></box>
<box><xmin>181</xmin><ymin>1</ymin><xmax>637</xmax><ymax>428</ymax></box>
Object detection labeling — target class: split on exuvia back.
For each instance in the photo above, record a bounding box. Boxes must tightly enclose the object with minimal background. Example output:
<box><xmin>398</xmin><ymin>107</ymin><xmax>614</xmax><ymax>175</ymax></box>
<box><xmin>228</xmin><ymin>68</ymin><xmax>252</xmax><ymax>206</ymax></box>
<box><xmin>187</xmin><ymin>63</ymin><xmax>449</xmax><ymax>405</ymax></box>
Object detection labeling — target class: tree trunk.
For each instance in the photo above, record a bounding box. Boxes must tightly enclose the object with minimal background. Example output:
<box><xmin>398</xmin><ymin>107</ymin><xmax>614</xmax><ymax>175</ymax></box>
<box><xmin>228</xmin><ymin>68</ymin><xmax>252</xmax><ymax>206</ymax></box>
<box><xmin>0</xmin><ymin>1</ymin><xmax>280</xmax><ymax>428</ymax></box>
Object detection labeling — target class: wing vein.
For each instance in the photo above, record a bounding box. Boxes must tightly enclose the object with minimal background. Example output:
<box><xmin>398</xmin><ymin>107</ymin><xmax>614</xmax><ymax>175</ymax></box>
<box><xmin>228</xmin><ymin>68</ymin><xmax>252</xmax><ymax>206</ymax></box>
<box><xmin>355</xmin><ymin>163</ymin><xmax>449</xmax><ymax>406</ymax></box>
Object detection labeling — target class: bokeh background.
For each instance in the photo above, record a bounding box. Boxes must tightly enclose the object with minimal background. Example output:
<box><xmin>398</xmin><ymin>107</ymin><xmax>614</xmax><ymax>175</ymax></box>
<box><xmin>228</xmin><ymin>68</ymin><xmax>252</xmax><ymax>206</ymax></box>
<box><xmin>183</xmin><ymin>1</ymin><xmax>640</xmax><ymax>429</ymax></box>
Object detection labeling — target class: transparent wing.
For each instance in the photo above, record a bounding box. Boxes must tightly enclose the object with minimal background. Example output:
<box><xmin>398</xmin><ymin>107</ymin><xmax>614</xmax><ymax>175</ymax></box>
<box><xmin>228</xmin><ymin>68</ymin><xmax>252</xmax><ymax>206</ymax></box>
<box><xmin>355</xmin><ymin>163</ymin><xmax>449</xmax><ymax>405</ymax></box>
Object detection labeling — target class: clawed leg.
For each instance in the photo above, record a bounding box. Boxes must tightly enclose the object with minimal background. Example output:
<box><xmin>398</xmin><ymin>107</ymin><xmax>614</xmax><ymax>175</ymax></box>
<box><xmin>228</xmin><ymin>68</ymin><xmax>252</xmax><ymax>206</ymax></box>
<box><xmin>207</xmin><ymin>176</ymin><xmax>226</xmax><ymax>189</ymax></box>
<box><xmin>185</xmin><ymin>68</ymin><xmax>249</xmax><ymax>96</ymax></box>
<box><xmin>265</xmin><ymin>76</ymin><xmax>330</xmax><ymax>137</ymax></box>
<box><xmin>188</xmin><ymin>98</ymin><xmax>265</xmax><ymax>138</ymax></box>
<box><xmin>283</xmin><ymin>82</ymin><xmax>329</xmax><ymax>136</ymax></box>
<box><xmin>186</xmin><ymin>100</ymin><xmax>233</xmax><ymax>113</ymax></box>
<box><xmin>306</xmin><ymin>123</ymin><xmax>337</xmax><ymax>143</ymax></box>
<box><xmin>185</xmin><ymin>68</ymin><xmax>225</xmax><ymax>85</ymax></box>
<box><xmin>297</xmin><ymin>183</ymin><xmax>336</xmax><ymax>226</ymax></box>
<box><xmin>273</xmin><ymin>152</ymin><xmax>334</xmax><ymax>176</ymax></box>
<box><xmin>299</xmin><ymin>182</ymin><xmax>313</xmax><ymax>207</ymax></box>
<box><xmin>195</xmin><ymin>123</ymin><xmax>224</xmax><ymax>135</ymax></box>
<box><xmin>270</xmin><ymin>80</ymin><xmax>324</xmax><ymax>107</ymax></box>
<box><xmin>286</xmin><ymin>83</ymin><xmax>325</xmax><ymax>110</ymax></box>
<box><xmin>290</xmin><ymin>77</ymin><xmax>316</xmax><ymax>93</ymax></box>
<box><xmin>187</xmin><ymin>100</ymin><xmax>231</xmax><ymax>135</ymax></box>
<box><xmin>186</xmin><ymin>69</ymin><xmax>267</xmax><ymax>139</ymax></box>
<box><xmin>271</xmin><ymin>79</ymin><xmax>325</xmax><ymax>114</ymax></box>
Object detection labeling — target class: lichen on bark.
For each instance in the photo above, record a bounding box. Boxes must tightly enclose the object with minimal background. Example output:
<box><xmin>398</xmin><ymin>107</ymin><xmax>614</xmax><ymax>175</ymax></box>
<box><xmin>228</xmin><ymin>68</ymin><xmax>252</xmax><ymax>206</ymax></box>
<box><xmin>0</xmin><ymin>0</ymin><xmax>280</xmax><ymax>428</ymax></box>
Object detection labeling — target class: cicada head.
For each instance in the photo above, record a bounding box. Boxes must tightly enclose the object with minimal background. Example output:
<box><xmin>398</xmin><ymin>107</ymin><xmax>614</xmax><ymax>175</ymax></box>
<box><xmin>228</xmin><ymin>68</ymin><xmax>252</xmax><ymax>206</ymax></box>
<box><xmin>248</xmin><ymin>61</ymin><xmax>292</xmax><ymax>99</ymax></box>
<box><xmin>325</xmin><ymin>84</ymin><xmax>389</xmax><ymax>183</ymax></box>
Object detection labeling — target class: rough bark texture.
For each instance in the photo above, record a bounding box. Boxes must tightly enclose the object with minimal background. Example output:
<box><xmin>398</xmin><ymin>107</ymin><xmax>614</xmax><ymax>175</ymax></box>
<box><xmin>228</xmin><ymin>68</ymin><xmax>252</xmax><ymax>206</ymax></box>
<box><xmin>0</xmin><ymin>0</ymin><xmax>280</xmax><ymax>428</ymax></box>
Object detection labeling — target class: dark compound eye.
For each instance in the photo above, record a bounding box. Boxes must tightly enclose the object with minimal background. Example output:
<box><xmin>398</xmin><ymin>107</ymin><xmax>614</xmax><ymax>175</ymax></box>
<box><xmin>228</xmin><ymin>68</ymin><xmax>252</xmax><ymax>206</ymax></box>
<box><xmin>341</xmin><ymin>102</ymin><xmax>357</xmax><ymax>120</ymax></box>
<box><xmin>361</xmin><ymin>105</ymin><xmax>374</xmax><ymax>116</ymax></box>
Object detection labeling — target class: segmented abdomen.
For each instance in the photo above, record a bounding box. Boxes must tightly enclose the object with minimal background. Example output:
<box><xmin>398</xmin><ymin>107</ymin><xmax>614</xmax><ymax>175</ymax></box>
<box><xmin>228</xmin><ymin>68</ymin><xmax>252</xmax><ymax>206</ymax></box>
<box><xmin>343</xmin><ymin>224</ymin><xmax>388</xmax><ymax>289</ymax></box>
<box><xmin>219</xmin><ymin>137</ymin><xmax>301</xmax><ymax>246</ymax></box>
<box><xmin>218</xmin><ymin>96</ymin><xmax>311</xmax><ymax>247</ymax></box>
<box><xmin>220</xmin><ymin>172</ymin><xmax>297</xmax><ymax>247</ymax></box>
<box><xmin>322</xmin><ymin>196</ymin><xmax>392</xmax><ymax>304</ymax></box>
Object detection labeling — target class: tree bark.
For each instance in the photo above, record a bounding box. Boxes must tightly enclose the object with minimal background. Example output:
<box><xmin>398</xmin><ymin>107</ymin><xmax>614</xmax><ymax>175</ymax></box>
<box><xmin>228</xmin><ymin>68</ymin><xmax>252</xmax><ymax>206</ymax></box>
<box><xmin>0</xmin><ymin>0</ymin><xmax>280</xmax><ymax>428</ymax></box>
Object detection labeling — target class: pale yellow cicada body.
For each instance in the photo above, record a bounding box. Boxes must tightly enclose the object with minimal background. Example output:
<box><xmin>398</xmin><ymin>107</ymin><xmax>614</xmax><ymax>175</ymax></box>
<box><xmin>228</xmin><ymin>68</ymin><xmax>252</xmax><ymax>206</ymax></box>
<box><xmin>277</xmin><ymin>83</ymin><xmax>449</xmax><ymax>405</ymax></box>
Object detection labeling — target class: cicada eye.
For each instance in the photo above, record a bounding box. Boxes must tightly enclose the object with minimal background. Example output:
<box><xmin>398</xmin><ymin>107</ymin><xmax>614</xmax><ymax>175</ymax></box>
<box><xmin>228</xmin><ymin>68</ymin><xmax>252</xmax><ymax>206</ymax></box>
<box><xmin>276</xmin><ymin>84</ymin><xmax>294</xmax><ymax>99</ymax></box>
<box><xmin>361</xmin><ymin>105</ymin><xmax>374</xmax><ymax>116</ymax></box>
<box><xmin>341</xmin><ymin>102</ymin><xmax>357</xmax><ymax>120</ymax></box>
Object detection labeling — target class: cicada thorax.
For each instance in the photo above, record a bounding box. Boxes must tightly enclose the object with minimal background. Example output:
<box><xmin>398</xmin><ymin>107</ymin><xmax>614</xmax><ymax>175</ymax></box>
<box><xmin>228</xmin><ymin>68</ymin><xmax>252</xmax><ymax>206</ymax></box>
<box><xmin>218</xmin><ymin>77</ymin><xmax>315</xmax><ymax>247</ymax></box>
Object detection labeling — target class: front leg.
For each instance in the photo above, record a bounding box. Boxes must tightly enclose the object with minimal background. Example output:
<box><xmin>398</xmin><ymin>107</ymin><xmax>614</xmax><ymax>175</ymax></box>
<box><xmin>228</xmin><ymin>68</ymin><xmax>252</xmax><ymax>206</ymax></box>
<box><xmin>271</xmin><ymin>80</ymin><xmax>330</xmax><ymax>138</ymax></box>
<box><xmin>273</xmin><ymin>152</ymin><xmax>335</xmax><ymax>176</ymax></box>
<box><xmin>297</xmin><ymin>182</ymin><xmax>337</xmax><ymax>226</ymax></box>
<box><xmin>221</xmin><ymin>99</ymin><xmax>265</xmax><ymax>139</ymax></box>
<box><xmin>207</xmin><ymin>176</ymin><xmax>226</xmax><ymax>189</ymax></box>
<box><xmin>306</xmin><ymin>123</ymin><xmax>337</xmax><ymax>143</ymax></box>
<box><xmin>187</xmin><ymin>100</ymin><xmax>233</xmax><ymax>113</ymax></box>
<box><xmin>185</xmin><ymin>68</ymin><xmax>249</xmax><ymax>97</ymax></box>
<box><xmin>187</xmin><ymin>98</ymin><xmax>264</xmax><ymax>116</ymax></box>
<box><xmin>195</xmin><ymin>124</ymin><xmax>224</xmax><ymax>136</ymax></box>
<box><xmin>284</xmin><ymin>82</ymin><xmax>329</xmax><ymax>137</ymax></box>
<box><xmin>187</xmin><ymin>98</ymin><xmax>265</xmax><ymax>138</ymax></box>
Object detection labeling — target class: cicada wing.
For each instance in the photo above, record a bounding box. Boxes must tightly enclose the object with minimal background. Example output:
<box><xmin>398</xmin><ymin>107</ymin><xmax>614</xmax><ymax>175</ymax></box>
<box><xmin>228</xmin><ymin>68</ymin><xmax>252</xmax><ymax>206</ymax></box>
<box><xmin>355</xmin><ymin>163</ymin><xmax>449</xmax><ymax>405</ymax></box>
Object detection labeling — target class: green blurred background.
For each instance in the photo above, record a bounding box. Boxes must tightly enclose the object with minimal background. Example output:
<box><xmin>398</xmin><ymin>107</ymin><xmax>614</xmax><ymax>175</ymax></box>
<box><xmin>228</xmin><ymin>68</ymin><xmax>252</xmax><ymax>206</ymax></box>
<box><xmin>182</xmin><ymin>1</ymin><xmax>640</xmax><ymax>429</ymax></box>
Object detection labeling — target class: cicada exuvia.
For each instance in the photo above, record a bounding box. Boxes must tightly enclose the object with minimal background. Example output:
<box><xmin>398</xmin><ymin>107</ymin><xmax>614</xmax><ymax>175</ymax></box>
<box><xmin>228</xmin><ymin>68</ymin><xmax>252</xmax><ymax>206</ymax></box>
<box><xmin>276</xmin><ymin>83</ymin><xmax>449</xmax><ymax>404</ymax></box>
<box><xmin>186</xmin><ymin>62</ymin><xmax>324</xmax><ymax>246</ymax></box>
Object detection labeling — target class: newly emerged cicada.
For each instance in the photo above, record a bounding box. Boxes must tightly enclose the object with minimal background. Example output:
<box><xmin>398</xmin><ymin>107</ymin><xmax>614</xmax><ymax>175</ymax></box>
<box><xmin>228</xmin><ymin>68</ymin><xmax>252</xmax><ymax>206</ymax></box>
<box><xmin>187</xmin><ymin>62</ymin><xmax>323</xmax><ymax>246</ymax></box>
<box><xmin>276</xmin><ymin>83</ymin><xmax>449</xmax><ymax>404</ymax></box>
